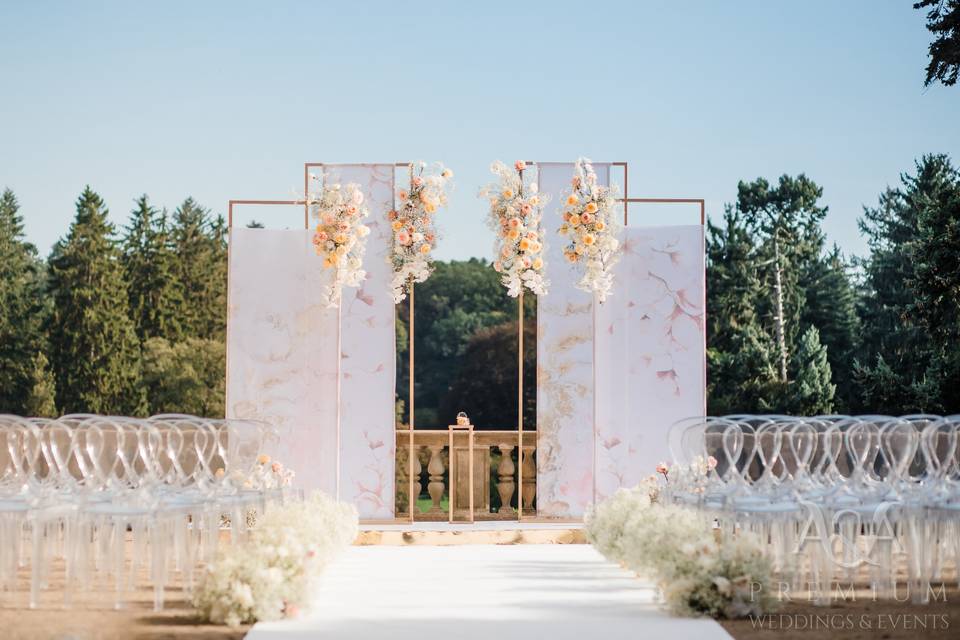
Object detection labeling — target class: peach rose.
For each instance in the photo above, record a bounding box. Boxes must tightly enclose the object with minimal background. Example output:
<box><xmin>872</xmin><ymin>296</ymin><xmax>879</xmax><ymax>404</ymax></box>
<box><xmin>514</xmin><ymin>160</ymin><xmax>526</xmax><ymax>172</ymax></box>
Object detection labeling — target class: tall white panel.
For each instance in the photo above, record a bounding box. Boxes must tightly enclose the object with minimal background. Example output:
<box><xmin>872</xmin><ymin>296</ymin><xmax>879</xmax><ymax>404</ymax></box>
<box><xmin>336</xmin><ymin>165</ymin><xmax>396</xmax><ymax>519</ymax></box>
<box><xmin>595</xmin><ymin>226</ymin><xmax>705</xmax><ymax>498</ymax></box>
<box><xmin>536</xmin><ymin>162</ymin><xmax>609</xmax><ymax>518</ymax></box>
<box><xmin>226</xmin><ymin>229</ymin><xmax>339</xmax><ymax>494</ymax></box>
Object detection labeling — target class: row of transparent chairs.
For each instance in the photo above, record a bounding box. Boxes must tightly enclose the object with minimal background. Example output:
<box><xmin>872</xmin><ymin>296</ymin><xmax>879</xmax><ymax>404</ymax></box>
<box><xmin>664</xmin><ymin>414</ymin><xmax>960</xmax><ymax>605</ymax></box>
<box><xmin>0</xmin><ymin>414</ymin><xmax>287</xmax><ymax>611</ymax></box>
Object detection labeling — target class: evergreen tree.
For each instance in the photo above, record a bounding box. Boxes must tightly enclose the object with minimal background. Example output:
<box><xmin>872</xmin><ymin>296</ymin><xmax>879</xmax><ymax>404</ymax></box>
<box><xmin>915</xmin><ymin>0</ymin><xmax>960</xmax><ymax>87</ymax></box>
<box><xmin>0</xmin><ymin>188</ymin><xmax>49</xmax><ymax>414</ymax></box>
<box><xmin>787</xmin><ymin>326</ymin><xmax>835</xmax><ymax>415</ymax></box>
<box><xmin>737</xmin><ymin>175</ymin><xmax>827</xmax><ymax>383</ymax></box>
<box><xmin>24</xmin><ymin>351</ymin><xmax>57</xmax><ymax>417</ymax></box>
<box><xmin>800</xmin><ymin>246</ymin><xmax>861</xmax><ymax>411</ymax></box>
<box><xmin>141</xmin><ymin>337</ymin><xmax>225</xmax><ymax>417</ymax></box>
<box><xmin>706</xmin><ymin>207</ymin><xmax>779</xmax><ymax>414</ymax></box>
<box><xmin>856</xmin><ymin>155</ymin><xmax>959</xmax><ymax>412</ymax></box>
<box><xmin>122</xmin><ymin>195</ymin><xmax>184</xmax><ymax>341</ymax></box>
<box><xmin>47</xmin><ymin>187</ymin><xmax>145</xmax><ymax>415</ymax></box>
<box><xmin>171</xmin><ymin>198</ymin><xmax>227</xmax><ymax>341</ymax></box>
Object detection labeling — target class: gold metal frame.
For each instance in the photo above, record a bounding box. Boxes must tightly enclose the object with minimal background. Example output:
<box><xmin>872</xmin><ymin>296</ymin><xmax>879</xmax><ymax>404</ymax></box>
<box><xmin>226</xmin><ymin>162</ymin><xmax>706</xmax><ymax>527</ymax></box>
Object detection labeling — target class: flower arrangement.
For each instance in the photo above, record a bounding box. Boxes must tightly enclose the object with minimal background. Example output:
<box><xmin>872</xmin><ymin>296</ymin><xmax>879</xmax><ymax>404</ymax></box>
<box><xmin>389</xmin><ymin>162</ymin><xmax>453</xmax><ymax>303</ymax></box>
<box><xmin>585</xmin><ymin>460</ymin><xmax>777</xmax><ymax>620</ymax></box>
<box><xmin>226</xmin><ymin>454</ymin><xmax>296</xmax><ymax>492</ymax></box>
<box><xmin>557</xmin><ymin>157</ymin><xmax>623</xmax><ymax>302</ymax></box>
<box><xmin>309</xmin><ymin>180</ymin><xmax>371</xmax><ymax>307</ymax></box>
<box><xmin>480</xmin><ymin>160</ymin><xmax>549</xmax><ymax>296</ymax></box>
<box><xmin>194</xmin><ymin>491</ymin><xmax>359</xmax><ymax>628</ymax></box>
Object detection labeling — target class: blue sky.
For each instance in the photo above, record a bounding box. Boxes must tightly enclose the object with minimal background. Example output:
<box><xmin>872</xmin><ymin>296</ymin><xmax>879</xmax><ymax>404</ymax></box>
<box><xmin>1</xmin><ymin>1</ymin><xmax>957</xmax><ymax>261</ymax></box>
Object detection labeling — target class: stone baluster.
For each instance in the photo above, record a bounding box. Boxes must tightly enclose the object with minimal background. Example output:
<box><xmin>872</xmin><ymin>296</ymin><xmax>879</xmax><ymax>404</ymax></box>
<box><xmin>497</xmin><ymin>444</ymin><xmax>516</xmax><ymax>515</ymax></box>
<box><xmin>426</xmin><ymin>445</ymin><xmax>446</xmax><ymax>514</ymax></box>
<box><xmin>521</xmin><ymin>445</ymin><xmax>536</xmax><ymax>512</ymax></box>
<box><xmin>413</xmin><ymin>445</ymin><xmax>423</xmax><ymax>506</ymax></box>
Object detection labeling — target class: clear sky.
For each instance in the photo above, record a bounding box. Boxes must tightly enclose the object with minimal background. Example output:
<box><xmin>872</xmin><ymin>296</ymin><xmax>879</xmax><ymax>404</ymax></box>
<box><xmin>1</xmin><ymin>1</ymin><xmax>957</xmax><ymax>261</ymax></box>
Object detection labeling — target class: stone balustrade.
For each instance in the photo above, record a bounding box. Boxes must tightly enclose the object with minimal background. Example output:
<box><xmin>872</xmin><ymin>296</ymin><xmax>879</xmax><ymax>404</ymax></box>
<box><xmin>395</xmin><ymin>430</ymin><xmax>536</xmax><ymax>521</ymax></box>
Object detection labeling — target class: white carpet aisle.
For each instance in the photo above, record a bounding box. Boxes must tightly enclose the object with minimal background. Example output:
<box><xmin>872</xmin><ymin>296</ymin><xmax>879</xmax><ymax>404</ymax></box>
<box><xmin>246</xmin><ymin>545</ymin><xmax>733</xmax><ymax>640</ymax></box>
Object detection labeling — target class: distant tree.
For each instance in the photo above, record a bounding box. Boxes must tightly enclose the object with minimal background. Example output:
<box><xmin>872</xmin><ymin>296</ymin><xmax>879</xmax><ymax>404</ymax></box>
<box><xmin>412</xmin><ymin>259</ymin><xmax>525</xmax><ymax>426</ymax></box>
<box><xmin>246</xmin><ymin>220</ymin><xmax>265</xmax><ymax>229</ymax></box>
<box><xmin>800</xmin><ymin>246</ymin><xmax>861</xmax><ymax>410</ymax></box>
<box><xmin>171</xmin><ymin>198</ymin><xmax>227</xmax><ymax>341</ymax></box>
<box><xmin>0</xmin><ymin>188</ymin><xmax>49</xmax><ymax>414</ymax></box>
<box><xmin>787</xmin><ymin>327</ymin><xmax>835</xmax><ymax>415</ymax></box>
<box><xmin>737</xmin><ymin>175</ymin><xmax>827</xmax><ymax>382</ymax></box>
<box><xmin>706</xmin><ymin>208</ymin><xmax>779</xmax><ymax>414</ymax></box>
<box><xmin>141</xmin><ymin>337</ymin><xmax>225</xmax><ymax>416</ymax></box>
<box><xmin>856</xmin><ymin>154</ymin><xmax>959</xmax><ymax>412</ymax></box>
<box><xmin>47</xmin><ymin>187</ymin><xmax>145</xmax><ymax>415</ymax></box>
<box><xmin>440</xmin><ymin>320</ymin><xmax>536</xmax><ymax>429</ymax></box>
<box><xmin>915</xmin><ymin>0</ymin><xmax>960</xmax><ymax>87</ymax></box>
<box><xmin>122</xmin><ymin>195</ymin><xmax>184</xmax><ymax>341</ymax></box>
<box><xmin>24</xmin><ymin>351</ymin><xmax>57</xmax><ymax>417</ymax></box>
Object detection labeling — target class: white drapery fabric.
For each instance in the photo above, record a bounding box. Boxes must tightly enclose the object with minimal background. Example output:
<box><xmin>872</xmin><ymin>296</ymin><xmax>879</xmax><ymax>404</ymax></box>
<box><xmin>334</xmin><ymin>165</ymin><xmax>396</xmax><ymax>520</ymax></box>
<box><xmin>536</xmin><ymin>162</ymin><xmax>611</xmax><ymax>518</ymax></box>
<box><xmin>594</xmin><ymin>226</ymin><xmax>706</xmax><ymax>499</ymax></box>
<box><xmin>226</xmin><ymin>228</ymin><xmax>339</xmax><ymax>495</ymax></box>
<box><xmin>227</xmin><ymin>165</ymin><xmax>396</xmax><ymax>519</ymax></box>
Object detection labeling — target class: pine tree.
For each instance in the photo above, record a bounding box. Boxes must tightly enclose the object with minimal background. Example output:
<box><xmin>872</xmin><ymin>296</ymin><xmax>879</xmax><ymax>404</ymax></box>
<box><xmin>856</xmin><ymin>155</ymin><xmax>960</xmax><ymax>412</ymax></box>
<box><xmin>706</xmin><ymin>207</ymin><xmax>780</xmax><ymax>414</ymax></box>
<box><xmin>122</xmin><ymin>195</ymin><xmax>184</xmax><ymax>341</ymax></box>
<box><xmin>24</xmin><ymin>351</ymin><xmax>57</xmax><ymax>417</ymax></box>
<box><xmin>788</xmin><ymin>326</ymin><xmax>835</xmax><ymax>415</ymax></box>
<box><xmin>47</xmin><ymin>187</ymin><xmax>145</xmax><ymax>415</ymax></box>
<box><xmin>171</xmin><ymin>198</ymin><xmax>227</xmax><ymax>341</ymax></box>
<box><xmin>737</xmin><ymin>175</ymin><xmax>827</xmax><ymax>383</ymax></box>
<box><xmin>0</xmin><ymin>188</ymin><xmax>49</xmax><ymax>414</ymax></box>
<box><xmin>800</xmin><ymin>246</ymin><xmax>861</xmax><ymax>411</ymax></box>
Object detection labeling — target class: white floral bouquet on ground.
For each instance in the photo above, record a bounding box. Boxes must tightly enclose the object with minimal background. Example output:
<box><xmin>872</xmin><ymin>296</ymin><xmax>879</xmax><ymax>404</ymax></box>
<box><xmin>557</xmin><ymin>157</ymin><xmax>622</xmax><ymax>302</ymax></box>
<box><xmin>585</xmin><ymin>460</ymin><xmax>778</xmax><ymax>620</ymax></box>
<box><xmin>389</xmin><ymin>162</ymin><xmax>453</xmax><ymax>302</ymax></box>
<box><xmin>480</xmin><ymin>160</ymin><xmax>549</xmax><ymax>297</ymax></box>
<box><xmin>310</xmin><ymin>180</ymin><xmax>371</xmax><ymax>307</ymax></box>
<box><xmin>193</xmin><ymin>491</ymin><xmax>359</xmax><ymax>627</ymax></box>
<box><xmin>227</xmin><ymin>454</ymin><xmax>296</xmax><ymax>492</ymax></box>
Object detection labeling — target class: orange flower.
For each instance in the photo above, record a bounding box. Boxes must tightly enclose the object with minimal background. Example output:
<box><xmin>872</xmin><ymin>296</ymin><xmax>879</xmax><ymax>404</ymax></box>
<box><xmin>503</xmin><ymin>189</ymin><xmax>514</xmax><ymax>199</ymax></box>
<box><xmin>566</xmin><ymin>194</ymin><xmax>579</xmax><ymax>206</ymax></box>
<box><xmin>585</xmin><ymin>202</ymin><xmax>598</xmax><ymax>214</ymax></box>
<box><xmin>532</xmin><ymin>257</ymin><xmax>543</xmax><ymax>270</ymax></box>
<box><xmin>420</xmin><ymin>244</ymin><xmax>431</xmax><ymax>254</ymax></box>
<box><xmin>583</xmin><ymin>234</ymin><xmax>596</xmax><ymax>245</ymax></box>
<box><xmin>518</xmin><ymin>238</ymin><xmax>530</xmax><ymax>251</ymax></box>
<box><xmin>595</xmin><ymin>221</ymin><xmax>606</xmax><ymax>231</ymax></box>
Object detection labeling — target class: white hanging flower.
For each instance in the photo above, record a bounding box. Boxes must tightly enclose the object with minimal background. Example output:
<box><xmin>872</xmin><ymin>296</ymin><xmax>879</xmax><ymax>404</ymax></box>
<box><xmin>389</xmin><ymin>162</ymin><xmax>453</xmax><ymax>303</ymax></box>
<box><xmin>557</xmin><ymin>157</ymin><xmax>623</xmax><ymax>303</ymax></box>
<box><xmin>479</xmin><ymin>160</ymin><xmax>550</xmax><ymax>297</ymax></box>
<box><xmin>309</xmin><ymin>181</ymin><xmax>371</xmax><ymax>308</ymax></box>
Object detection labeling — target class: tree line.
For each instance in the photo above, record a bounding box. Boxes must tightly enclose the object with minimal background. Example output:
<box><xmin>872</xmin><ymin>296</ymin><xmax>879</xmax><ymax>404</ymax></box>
<box><xmin>0</xmin><ymin>188</ymin><xmax>226</xmax><ymax>417</ymax></box>
<box><xmin>707</xmin><ymin>154</ymin><xmax>959</xmax><ymax>415</ymax></box>
<box><xmin>1</xmin><ymin>153</ymin><xmax>957</xmax><ymax>420</ymax></box>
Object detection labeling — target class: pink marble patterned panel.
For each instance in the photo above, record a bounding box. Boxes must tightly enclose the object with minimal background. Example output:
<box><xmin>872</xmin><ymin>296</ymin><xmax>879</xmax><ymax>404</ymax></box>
<box><xmin>595</xmin><ymin>226</ymin><xmax>705</xmax><ymax>499</ymax></box>
<box><xmin>226</xmin><ymin>229</ymin><xmax>339</xmax><ymax>494</ymax></box>
<box><xmin>536</xmin><ymin>162</ymin><xmax>610</xmax><ymax>519</ymax></box>
<box><xmin>335</xmin><ymin>165</ymin><xmax>396</xmax><ymax>520</ymax></box>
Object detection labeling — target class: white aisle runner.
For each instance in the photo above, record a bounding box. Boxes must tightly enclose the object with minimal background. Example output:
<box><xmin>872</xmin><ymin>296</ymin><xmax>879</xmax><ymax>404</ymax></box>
<box><xmin>247</xmin><ymin>545</ymin><xmax>732</xmax><ymax>640</ymax></box>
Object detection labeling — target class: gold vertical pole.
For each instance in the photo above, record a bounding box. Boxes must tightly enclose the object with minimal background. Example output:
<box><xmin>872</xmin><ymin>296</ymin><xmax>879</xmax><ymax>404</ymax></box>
<box><xmin>518</xmin><ymin>290</ymin><xmax>524</xmax><ymax>520</ymax></box>
<box><xmin>406</xmin><ymin>162</ymin><xmax>416</xmax><ymax>525</ymax></box>
<box><xmin>408</xmin><ymin>280</ymin><xmax>415</xmax><ymax>524</ymax></box>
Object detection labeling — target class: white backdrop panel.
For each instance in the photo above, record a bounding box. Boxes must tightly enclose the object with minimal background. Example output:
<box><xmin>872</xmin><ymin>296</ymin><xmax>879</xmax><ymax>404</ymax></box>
<box><xmin>335</xmin><ymin>165</ymin><xmax>396</xmax><ymax>520</ymax></box>
<box><xmin>595</xmin><ymin>226</ymin><xmax>705</xmax><ymax>498</ymax></box>
<box><xmin>536</xmin><ymin>162</ymin><xmax>610</xmax><ymax>519</ymax></box>
<box><xmin>226</xmin><ymin>229</ymin><xmax>339</xmax><ymax>494</ymax></box>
